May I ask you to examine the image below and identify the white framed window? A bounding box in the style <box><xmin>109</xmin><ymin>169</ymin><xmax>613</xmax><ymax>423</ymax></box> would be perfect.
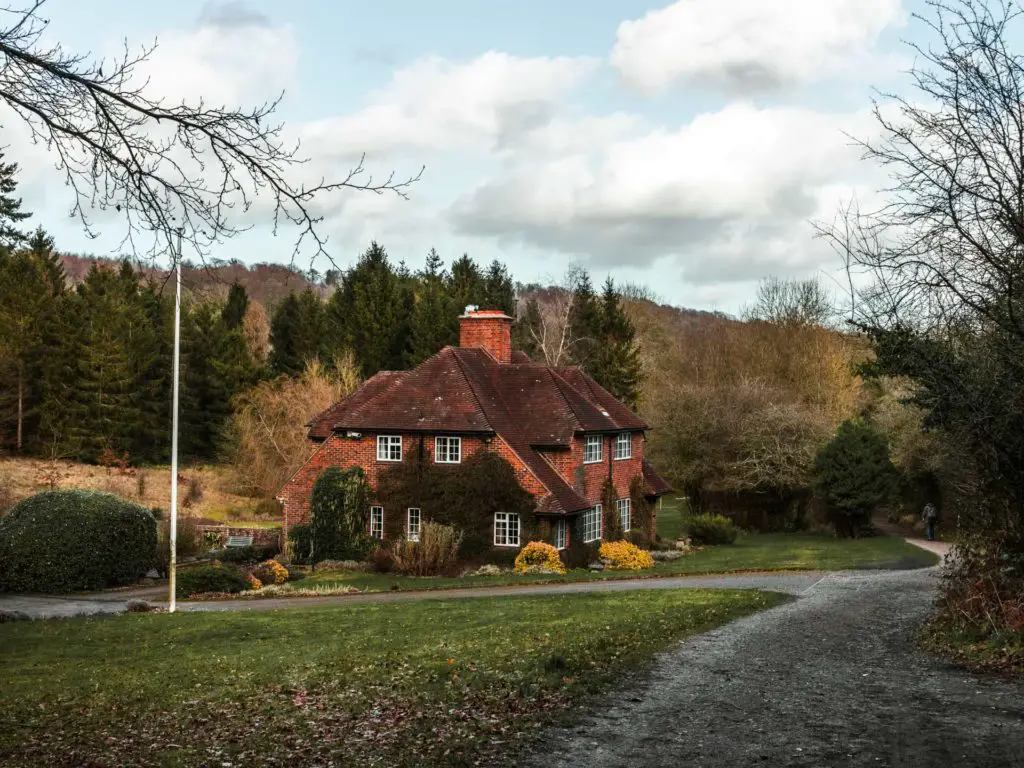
<box><xmin>584</xmin><ymin>435</ymin><xmax>603</xmax><ymax>464</ymax></box>
<box><xmin>435</xmin><ymin>436</ymin><xmax>462</xmax><ymax>464</ymax></box>
<box><xmin>377</xmin><ymin>435</ymin><xmax>402</xmax><ymax>462</ymax></box>
<box><xmin>494</xmin><ymin>512</ymin><xmax>520</xmax><ymax>547</ymax></box>
<box><xmin>370</xmin><ymin>506</ymin><xmax>384</xmax><ymax>539</ymax></box>
<box><xmin>615</xmin><ymin>433</ymin><xmax>632</xmax><ymax>460</ymax></box>
<box><xmin>554</xmin><ymin>519</ymin><xmax>568</xmax><ymax>550</ymax></box>
<box><xmin>407</xmin><ymin>508</ymin><xmax>421</xmax><ymax>542</ymax></box>
<box><xmin>583</xmin><ymin>504</ymin><xmax>603</xmax><ymax>543</ymax></box>
<box><xmin>617</xmin><ymin>498</ymin><xmax>632</xmax><ymax>532</ymax></box>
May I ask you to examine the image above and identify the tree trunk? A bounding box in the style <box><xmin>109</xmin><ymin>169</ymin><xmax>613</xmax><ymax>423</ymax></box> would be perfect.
<box><xmin>16</xmin><ymin>362</ymin><xmax>23</xmax><ymax>452</ymax></box>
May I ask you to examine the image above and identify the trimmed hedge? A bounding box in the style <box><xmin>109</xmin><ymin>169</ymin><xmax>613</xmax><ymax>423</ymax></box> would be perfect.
<box><xmin>219</xmin><ymin>544</ymin><xmax>280</xmax><ymax>564</ymax></box>
<box><xmin>176</xmin><ymin>564</ymin><xmax>249</xmax><ymax>597</ymax></box>
<box><xmin>0</xmin><ymin>490</ymin><xmax>158</xmax><ymax>593</ymax></box>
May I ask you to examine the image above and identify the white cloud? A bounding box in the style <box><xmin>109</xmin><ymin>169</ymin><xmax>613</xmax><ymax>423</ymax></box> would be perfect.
<box><xmin>611</xmin><ymin>0</ymin><xmax>905</xmax><ymax>95</ymax></box>
<box><xmin>449</xmin><ymin>103</ymin><xmax>881</xmax><ymax>283</ymax></box>
<box><xmin>138</xmin><ymin>13</ymin><xmax>297</xmax><ymax>106</ymax></box>
<box><xmin>302</xmin><ymin>52</ymin><xmax>599</xmax><ymax>160</ymax></box>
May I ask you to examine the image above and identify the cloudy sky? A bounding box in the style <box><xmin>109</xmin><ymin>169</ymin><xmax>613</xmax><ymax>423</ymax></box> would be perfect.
<box><xmin>8</xmin><ymin>0</ymin><xmax>929</xmax><ymax>312</ymax></box>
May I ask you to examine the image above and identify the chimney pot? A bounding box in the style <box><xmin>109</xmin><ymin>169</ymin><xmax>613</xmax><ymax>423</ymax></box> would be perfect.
<box><xmin>458</xmin><ymin>307</ymin><xmax>513</xmax><ymax>364</ymax></box>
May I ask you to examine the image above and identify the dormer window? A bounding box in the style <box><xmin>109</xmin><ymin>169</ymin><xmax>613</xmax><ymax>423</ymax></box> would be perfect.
<box><xmin>584</xmin><ymin>435</ymin><xmax>603</xmax><ymax>463</ymax></box>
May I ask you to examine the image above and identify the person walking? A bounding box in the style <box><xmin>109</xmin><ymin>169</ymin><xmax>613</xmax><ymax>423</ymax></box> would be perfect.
<box><xmin>922</xmin><ymin>502</ymin><xmax>938</xmax><ymax>541</ymax></box>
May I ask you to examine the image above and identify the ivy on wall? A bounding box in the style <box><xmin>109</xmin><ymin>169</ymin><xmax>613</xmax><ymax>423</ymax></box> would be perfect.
<box><xmin>309</xmin><ymin>466</ymin><xmax>372</xmax><ymax>562</ymax></box>
<box><xmin>376</xmin><ymin>444</ymin><xmax>536</xmax><ymax>557</ymax></box>
<box><xmin>602</xmin><ymin>477</ymin><xmax>623</xmax><ymax>542</ymax></box>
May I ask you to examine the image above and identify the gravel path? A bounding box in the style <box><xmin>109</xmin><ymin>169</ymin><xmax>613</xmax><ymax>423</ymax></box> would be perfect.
<box><xmin>525</xmin><ymin>567</ymin><xmax>1024</xmax><ymax>768</ymax></box>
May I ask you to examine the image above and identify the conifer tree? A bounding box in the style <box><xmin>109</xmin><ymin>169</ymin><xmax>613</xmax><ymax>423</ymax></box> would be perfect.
<box><xmin>0</xmin><ymin>249</ymin><xmax>50</xmax><ymax>450</ymax></box>
<box><xmin>63</xmin><ymin>264</ymin><xmax>145</xmax><ymax>459</ymax></box>
<box><xmin>512</xmin><ymin>296</ymin><xmax>543</xmax><ymax>360</ymax></box>
<box><xmin>0</xmin><ymin>152</ymin><xmax>31</xmax><ymax>248</ymax></box>
<box><xmin>181</xmin><ymin>302</ymin><xmax>256</xmax><ymax>459</ymax></box>
<box><xmin>567</xmin><ymin>269</ymin><xmax>601</xmax><ymax>370</ymax></box>
<box><xmin>222</xmin><ymin>282</ymin><xmax>249</xmax><ymax>329</ymax></box>
<box><xmin>590</xmin><ymin>277</ymin><xmax>644</xmax><ymax>407</ymax></box>
<box><xmin>406</xmin><ymin>249</ymin><xmax>457</xmax><ymax>366</ymax></box>
<box><xmin>37</xmin><ymin>286</ymin><xmax>85</xmax><ymax>456</ymax></box>
<box><xmin>132</xmin><ymin>285</ymin><xmax>173</xmax><ymax>462</ymax></box>
<box><xmin>449</xmin><ymin>254</ymin><xmax>485</xmax><ymax>312</ymax></box>
<box><xmin>25</xmin><ymin>227</ymin><xmax>65</xmax><ymax>295</ymax></box>
<box><xmin>482</xmin><ymin>260</ymin><xmax>516</xmax><ymax>315</ymax></box>
<box><xmin>327</xmin><ymin>242</ymin><xmax>410</xmax><ymax>375</ymax></box>
<box><xmin>269</xmin><ymin>288</ymin><xmax>328</xmax><ymax>376</ymax></box>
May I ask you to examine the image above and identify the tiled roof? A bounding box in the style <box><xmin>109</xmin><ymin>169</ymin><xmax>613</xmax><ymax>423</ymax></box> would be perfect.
<box><xmin>311</xmin><ymin>345</ymin><xmax>653</xmax><ymax>514</ymax></box>
<box><xmin>307</xmin><ymin>371</ymin><xmax>409</xmax><ymax>441</ymax></box>
<box><xmin>450</xmin><ymin>349</ymin><xmax>590</xmax><ymax>514</ymax></box>
<box><xmin>554</xmin><ymin>367</ymin><xmax>649</xmax><ymax>431</ymax></box>
<box><xmin>642</xmin><ymin>460</ymin><xmax>673</xmax><ymax>496</ymax></box>
<box><xmin>335</xmin><ymin>348</ymin><xmax>494</xmax><ymax>434</ymax></box>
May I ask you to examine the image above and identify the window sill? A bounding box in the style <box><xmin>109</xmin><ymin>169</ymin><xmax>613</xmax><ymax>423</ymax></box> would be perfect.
<box><xmin>583</xmin><ymin>459</ymin><xmax>602</xmax><ymax>465</ymax></box>
<box><xmin>613</xmin><ymin>455</ymin><xmax>632</xmax><ymax>461</ymax></box>
<box><xmin>493</xmin><ymin>542</ymin><xmax>520</xmax><ymax>548</ymax></box>
<box><xmin>377</xmin><ymin>458</ymin><xmax>403</xmax><ymax>463</ymax></box>
<box><xmin>435</xmin><ymin>460</ymin><xmax>462</xmax><ymax>465</ymax></box>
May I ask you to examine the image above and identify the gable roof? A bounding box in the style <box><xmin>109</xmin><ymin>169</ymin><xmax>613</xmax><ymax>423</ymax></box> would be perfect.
<box><xmin>554</xmin><ymin>367</ymin><xmax>648</xmax><ymax>432</ymax></box>
<box><xmin>332</xmin><ymin>348</ymin><xmax>494</xmax><ymax>435</ymax></box>
<box><xmin>308</xmin><ymin>345</ymin><xmax>651</xmax><ymax>514</ymax></box>
<box><xmin>642</xmin><ymin>460</ymin><xmax>673</xmax><ymax>497</ymax></box>
<box><xmin>307</xmin><ymin>370</ymin><xmax>409</xmax><ymax>441</ymax></box>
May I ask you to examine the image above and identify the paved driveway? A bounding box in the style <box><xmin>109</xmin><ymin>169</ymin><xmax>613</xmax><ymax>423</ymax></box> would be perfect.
<box><xmin>525</xmin><ymin>566</ymin><xmax>1023</xmax><ymax>768</ymax></box>
<box><xmin>0</xmin><ymin>572</ymin><xmax>826</xmax><ymax>618</ymax></box>
<box><xmin>0</xmin><ymin>535</ymin><xmax>950</xmax><ymax>618</ymax></box>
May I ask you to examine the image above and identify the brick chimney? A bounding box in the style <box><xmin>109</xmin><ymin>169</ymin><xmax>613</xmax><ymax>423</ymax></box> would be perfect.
<box><xmin>459</xmin><ymin>306</ymin><xmax>513</xmax><ymax>364</ymax></box>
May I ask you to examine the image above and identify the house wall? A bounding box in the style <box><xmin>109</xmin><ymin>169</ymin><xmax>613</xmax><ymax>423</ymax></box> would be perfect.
<box><xmin>279</xmin><ymin>432</ymin><xmax>544</xmax><ymax>529</ymax></box>
<box><xmin>544</xmin><ymin>432</ymin><xmax>645</xmax><ymax>505</ymax></box>
<box><xmin>279</xmin><ymin>430</ymin><xmax>650</xmax><ymax>543</ymax></box>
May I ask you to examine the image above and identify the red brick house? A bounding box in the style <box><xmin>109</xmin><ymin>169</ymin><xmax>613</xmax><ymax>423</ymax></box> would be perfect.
<box><xmin>278</xmin><ymin>307</ymin><xmax>672</xmax><ymax>553</ymax></box>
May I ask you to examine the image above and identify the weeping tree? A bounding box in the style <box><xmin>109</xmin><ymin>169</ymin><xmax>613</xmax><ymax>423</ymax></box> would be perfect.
<box><xmin>0</xmin><ymin>1</ymin><xmax>421</xmax><ymax>266</ymax></box>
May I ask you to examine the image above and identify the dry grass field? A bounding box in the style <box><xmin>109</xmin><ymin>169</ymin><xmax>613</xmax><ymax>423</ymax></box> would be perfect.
<box><xmin>0</xmin><ymin>457</ymin><xmax>279</xmax><ymax>528</ymax></box>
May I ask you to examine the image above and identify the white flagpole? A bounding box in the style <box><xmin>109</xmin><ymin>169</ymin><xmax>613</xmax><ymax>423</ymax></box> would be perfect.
<box><xmin>169</xmin><ymin>229</ymin><xmax>182</xmax><ymax>613</ymax></box>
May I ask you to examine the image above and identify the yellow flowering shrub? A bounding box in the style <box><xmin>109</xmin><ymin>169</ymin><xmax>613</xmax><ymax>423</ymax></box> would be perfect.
<box><xmin>246</xmin><ymin>574</ymin><xmax>263</xmax><ymax>590</ymax></box>
<box><xmin>599</xmin><ymin>540</ymin><xmax>654</xmax><ymax>570</ymax></box>
<box><xmin>253</xmin><ymin>559</ymin><xmax>289</xmax><ymax>585</ymax></box>
<box><xmin>513</xmin><ymin>541</ymin><xmax>566</xmax><ymax>574</ymax></box>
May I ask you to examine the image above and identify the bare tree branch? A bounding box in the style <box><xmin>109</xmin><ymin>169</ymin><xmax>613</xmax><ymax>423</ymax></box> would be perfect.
<box><xmin>0</xmin><ymin>1</ymin><xmax>423</xmax><ymax>267</ymax></box>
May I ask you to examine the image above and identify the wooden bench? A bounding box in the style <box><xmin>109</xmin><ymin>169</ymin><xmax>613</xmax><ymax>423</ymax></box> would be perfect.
<box><xmin>226</xmin><ymin>535</ymin><xmax>254</xmax><ymax>549</ymax></box>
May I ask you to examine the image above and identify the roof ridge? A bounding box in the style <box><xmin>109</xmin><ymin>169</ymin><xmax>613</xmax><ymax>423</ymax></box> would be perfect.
<box><xmin>449</xmin><ymin>348</ymin><xmax>497</xmax><ymax>433</ymax></box>
<box><xmin>452</xmin><ymin>349</ymin><xmax>589</xmax><ymax>510</ymax></box>
<box><xmin>544</xmin><ymin>367</ymin><xmax>587</xmax><ymax>431</ymax></box>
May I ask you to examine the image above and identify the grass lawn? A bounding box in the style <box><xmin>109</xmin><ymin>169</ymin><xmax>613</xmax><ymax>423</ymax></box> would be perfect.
<box><xmin>655</xmin><ymin>493</ymin><xmax>690</xmax><ymax>540</ymax></box>
<box><xmin>0</xmin><ymin>589</ymin><xmax>785</xmax><ymax>767</ymax></box>
<box><xmin>282</xmin><ymin>531</ymin><xmax>939</xmax><ymax>596</ymax></box>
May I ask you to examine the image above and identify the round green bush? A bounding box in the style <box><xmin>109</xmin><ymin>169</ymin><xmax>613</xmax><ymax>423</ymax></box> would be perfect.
<box><xmin>684</xmin><ymin>514</ymin><xmax>739</xmax><ymax>546</ymax></box>
<box><xmin>0</xmin><ymin>490</ymin><xmax>158</xmax><ymax>593</ymax></box>
<box><xmin>175</xmin><ymin>564</ymin><xmax>249</xmax><ymax>598</ymax></box>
